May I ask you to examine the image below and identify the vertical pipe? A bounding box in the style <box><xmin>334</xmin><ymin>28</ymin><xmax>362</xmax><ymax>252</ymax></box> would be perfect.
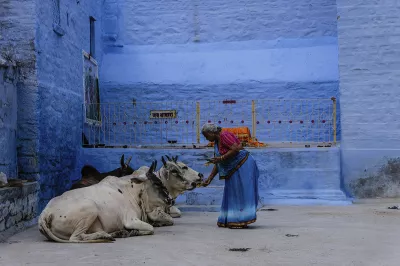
<box><xmin>331</xmin><ymin>97</ymin><xmax>337</xmax><ymax>145</ymax></box>
<box><xmin>252</xmin><ymin>100</ymin><xmax>256</xmax><ymax>141</ymax></box>
<box><xmin>196</xmin><ymin>102</ymin><xmax>200</xmax><ymax>144</ymax></box>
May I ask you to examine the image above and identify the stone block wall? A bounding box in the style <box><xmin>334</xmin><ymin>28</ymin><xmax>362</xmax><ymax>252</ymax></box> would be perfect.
<box><xmin>0</xmin><ymin>182</ymin><xmax>39</xmax><ymax>242</ymax></box>
<box><xmin>336</xmin><ymin>0</ymin><xmax>400</xmax><ymax>197</ymax></box>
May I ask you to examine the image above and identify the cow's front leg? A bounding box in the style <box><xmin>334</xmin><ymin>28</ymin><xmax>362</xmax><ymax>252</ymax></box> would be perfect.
<box><xmin>169</xmin><ymin>206</ymin><xmax>182</xmax><ymax>218</ymax></box>
<box><xmin>110</xmin><ymin>229</ymin><xmax>139</xmax><ymax>238</ymax></box>
<box><xmin>123</xmin><ymin>212</ymin><xmax>154</xmax><ymax>236</ymax></box>
<box><xmin>148</xmin><ymin>207</ymin><xmax>174</xmax><ymax>227</ymax></box>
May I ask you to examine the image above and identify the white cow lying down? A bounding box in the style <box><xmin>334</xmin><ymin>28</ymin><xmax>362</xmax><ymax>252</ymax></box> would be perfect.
<box><xmin>38</xmin><ymin>161</ymin><xmax>173</xmax><ymax>243</ymax></box>
<box><xmin>132</xmin><ymin>155</ymin><xmax>203</xmax><ymax>220</ymax></box>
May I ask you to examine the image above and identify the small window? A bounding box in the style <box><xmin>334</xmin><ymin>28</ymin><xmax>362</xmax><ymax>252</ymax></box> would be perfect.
<box><xmin>90</xmin><ymin>16</ymin><xmax>96</xmax><ymax>58</ymax></box>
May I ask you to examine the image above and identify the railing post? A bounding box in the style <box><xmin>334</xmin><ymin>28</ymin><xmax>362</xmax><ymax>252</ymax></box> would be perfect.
<box><xmin>331</xmin><ymin>97</ymin><xmax>337</xmax><ymax>145</ymax></box>
<box><xmin>196</xmin><ymin>102</ymin><xmax>200</xmax><ymax>144</ymax></box>
<box><xmin>251</xmin><ymin>100</ymin><xmax>256</xmax><ymax>141</ymax></box>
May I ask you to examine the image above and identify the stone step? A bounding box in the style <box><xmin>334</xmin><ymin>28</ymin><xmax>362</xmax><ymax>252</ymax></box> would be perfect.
<box><xmin>177</xmin><ymin>197</ymin><xmax>352</xmax><ymax>213</ymax></box>
<box><xmin>176</xmin><ymin>187</ymin><xmax>348</xmax><ymax>206</ymax></box>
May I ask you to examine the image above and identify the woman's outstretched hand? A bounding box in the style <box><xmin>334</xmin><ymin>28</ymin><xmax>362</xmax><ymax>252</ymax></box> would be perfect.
<box><xmin>200</xmin><ymin>177</ymin><xmax>212</xmax><ymax>187</ymax></box>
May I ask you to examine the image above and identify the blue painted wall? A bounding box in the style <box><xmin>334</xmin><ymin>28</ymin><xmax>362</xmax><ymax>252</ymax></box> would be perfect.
<box><xmin>33</xmin><ymin>0</ymin><xmax>104</xmax><ymax>211</ymax></box>
<box><xmin>0</xmin><ymin>0</ymin><xmax>37</xmax><ymax>180</ymax></box>
<box><xmin>99</xmin><ymin>0</ymin><xmax>340</xmax><ymax>145</ymax></box>
<box><xmin>337</xmin><ymin>1</ymin><xmax>400</xmax><ymax>197</ymax></box>
<box><xmin>78</xmin><ymin>147</ymin><xmax>348</xmax><ymax>206</ymax></box>
<box><xmin>0</xmin><ymin>66</ymin><xmax>18</xmax><ymax>179</ymax></box>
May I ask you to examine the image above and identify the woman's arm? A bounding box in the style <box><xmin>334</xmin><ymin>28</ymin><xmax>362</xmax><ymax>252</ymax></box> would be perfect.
<box><xmin>202</xmin><ymin>165</ymin><xmax>218</xmax><ymax>186</ymax></box>
<box><xmin>219</xmin><ymin>142</ymin><xmax>242</xmax><ymax>161</ymax></box>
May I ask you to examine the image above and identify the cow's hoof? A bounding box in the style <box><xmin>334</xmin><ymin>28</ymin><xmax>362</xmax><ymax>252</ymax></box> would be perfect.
<box><xmin>169</xmin><ymin>206</ymin><xmax>182</xmax><ymax>218</ymax></box>
<box><xmin>151</xmin><ymin>223</ymin><xmax>162</xmax><ymax>227</ymax></box>
<box><xmin>170</xmin><ymin>213</ymin><xmax>181</xmax><ymax>218</ymax></box>
<box><xmin>102</xmin><ymin>235</ymin><xmax>115</xmax><ymax>241</ymax></box>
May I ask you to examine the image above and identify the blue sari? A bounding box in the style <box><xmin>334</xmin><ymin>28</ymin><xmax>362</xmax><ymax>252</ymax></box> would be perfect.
<box><xmin>214</xmin><ymin>140</ymin><xmax>260</xmax><ymax>228</ymax></box>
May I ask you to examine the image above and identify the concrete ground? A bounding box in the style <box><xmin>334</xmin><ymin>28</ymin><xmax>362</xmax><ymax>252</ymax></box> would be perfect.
<box><xmin>1</xmin><ymin>201</ymin><xmax>400</xmax><ymax>266</ymax></box>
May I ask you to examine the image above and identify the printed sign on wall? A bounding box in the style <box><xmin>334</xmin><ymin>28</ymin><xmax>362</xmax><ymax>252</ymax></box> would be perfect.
<box><xmin>150</xmin><ymin>110</ymin><xmax>177</xmax><ymax>119</ymax></box>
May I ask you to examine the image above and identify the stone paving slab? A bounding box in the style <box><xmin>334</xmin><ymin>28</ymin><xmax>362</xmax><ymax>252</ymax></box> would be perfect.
<box><xmin>1</xmin><ymin>202</ymin><xmax>400</xmax><ymax>266</ymax></box>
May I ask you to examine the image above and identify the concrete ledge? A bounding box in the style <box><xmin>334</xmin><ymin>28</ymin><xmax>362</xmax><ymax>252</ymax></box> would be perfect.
<box><xmin>0</xmin><ymin>182</ymin><xmax>39</xmax><ymax>242</ymax></box>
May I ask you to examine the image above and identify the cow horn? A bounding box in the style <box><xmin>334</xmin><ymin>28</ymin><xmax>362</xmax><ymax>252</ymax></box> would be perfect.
<box><xmin>149</xmin><ymin>160</ymin><xmax>157</xmax><ymax>172</ymax></box>
<box><xmin>161</xmin><ymin>156</ymin><xmax>167</xmax><ymax>167</ymax></box>
<box><xmin>154</xmin><ymin>160</ymin><xmax>157</xmax><ymax>171</ymax></box>
<box><xmin>173</xmin><ymin>156</ymin><xmax>178</xmax><ymax>163</ymax></box>
<box><xmin>126</xmin><ymin>156</ymin><xmax>132</xmax><ymax>166</ymax></box>
<box><xmin>120</xmin><ymin>154</ymin><xmax>125</xmax><ymax>167</ymax></box>
<box><xmin>165</xmin><ymin>155</ymin><xmax>172</xmax><ymax>161</ymax></box>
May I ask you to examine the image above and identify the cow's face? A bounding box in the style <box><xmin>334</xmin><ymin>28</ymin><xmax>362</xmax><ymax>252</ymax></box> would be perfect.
<box><xmin>161</xmin><ymin>156</ymin><xmax>203</xmax><ymax>192</ymax></box>
<box><xmin>145</xmin><ymin>161</ymin><xmax>173</xmax><ymax>208</ymax></box>
<box><xmin>120</xmin><ymin>154</ymin><xmax>135</xmax><ymax>176</ymax></box>
<box><xmin>176</xmin><ymin>161</ymin><xmax>203</xmax><ymax>189</ymax></box>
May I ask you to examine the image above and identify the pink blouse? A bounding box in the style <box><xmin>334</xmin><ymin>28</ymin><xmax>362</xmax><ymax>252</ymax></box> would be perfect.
<box><xmin>218</xmin><ymin>131</ymin><xmax>240</xmax><ymax>155</ymax></box>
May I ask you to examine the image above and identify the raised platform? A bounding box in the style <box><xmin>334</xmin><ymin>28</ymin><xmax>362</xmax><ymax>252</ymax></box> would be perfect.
<box><xmin>0</xmin><ymin>182</ymin><xmax>39</xmax><ymax>242</ymax></box>
<box><xmin>79</xmin><ymin>146</ymin><xmax>349</xmax><ymax>210</ymax></box>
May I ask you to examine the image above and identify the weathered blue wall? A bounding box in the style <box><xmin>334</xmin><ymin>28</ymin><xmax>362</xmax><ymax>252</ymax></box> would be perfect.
<box><xmin>34</xmin><ymin>0</ymin><xmax>104</xmax><ymax>211</ymax></box>
<box><xmin>0</xmin><ymin>0</ymin><xmax>37</xmax><ymax>181</ymax></box>
<box><xmin>337</xmin><ymin>1</ymin><xmax>400</xmax><ymax>197</ymax></box>
<box><xmin>0</xmin><ymin>65</ymin><xmax>18</xmax><ymax>178</ymax></box>
<box><xmin>99</xmin><ymin>0</ymin><xmax>340</xmax><ymax>144</ymax></box>
<box><xmin>78</xmin><ymin>147</ymin><xmax>348</xmax><ymax>207</ymax></box>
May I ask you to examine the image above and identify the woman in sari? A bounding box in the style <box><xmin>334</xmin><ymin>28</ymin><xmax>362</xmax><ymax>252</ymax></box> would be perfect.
<box><xmin>201</xmin><ymin>123</ymin><xmax>259</xmax><ymax>229</ymax></box>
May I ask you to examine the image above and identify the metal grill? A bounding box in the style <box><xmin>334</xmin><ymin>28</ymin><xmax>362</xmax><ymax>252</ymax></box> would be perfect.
<box><xmin>82</xmin><ymin>98</ymin><xmax>337</xmax><ymax>148</ymax></box>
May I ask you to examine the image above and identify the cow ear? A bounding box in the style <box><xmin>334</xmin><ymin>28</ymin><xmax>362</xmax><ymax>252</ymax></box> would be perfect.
<box><xmin>165</xmin><ymin>155</ymin><xmax>172</xmax><ymax>161</ymax></box>
<box><xmin>126</xmin><ymin>156</ymin><xmax>132</xmax><ymax>166</ymax></box>
<box><xmin>161</xmin><ymin>156</ymin><xmax>167</xmax><ymax>167</ymax></box>
<box><xmin>149</xmin><ymin>160</ymin><xmax>156</xmax><ymax>173</ymax></box>
<box><xmin>173</xmin><ymin>156</ymin><xmax>178</xmax><ymax>163</ymax></box>
<box><xmin>120</xmin><ymin>154</ymin><xmax>125</xmax><ymax>168</ymax></box>
<box><xmin>154</xmin><ymin>160</ymin><xmax>157</xmax><ymax>171</ymax></box>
